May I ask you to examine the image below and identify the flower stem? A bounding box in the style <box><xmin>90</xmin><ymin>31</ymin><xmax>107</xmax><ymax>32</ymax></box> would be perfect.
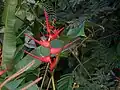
<box><xmin>0</xmin><ymin>60</ymin><xmax>35</xmax><ymax>89</ymax></box>
<box><xmin>40</xmin><ymin>63</ymin><xmax>49</xmax><ymax>90</ymax></box>
<box><xmin>46</xmin><ymin>78</ymin><xmax>51</xmax><ymax>90</ymax></box>
<box><xmin>21</xmin><ymin>77</ymin><xmax>42</xmax><ymax>90</ymax></box>
<box><xmin>51</xmin><ymin>72</ymin><xmax>56</xmax><ymax>90</ymax></box>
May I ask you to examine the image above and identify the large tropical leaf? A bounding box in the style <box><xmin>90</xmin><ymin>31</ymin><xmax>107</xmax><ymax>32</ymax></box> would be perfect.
<box><xmin>2</xmin><ymin>0</ymin><xmax>18</xmax><ymax>69</ymax></box>
<box><xmin>17</xmin><ymin>80</ymin><xmax>39</xmax><ymax>90</ymax></box>
<box><xmin>15</xmin><ymin>46</ymin><xmax>49</xmax><ymax>71</ymax></box>
<box><xmin>5</xmin><ymin>78</ymin><xmax>24</xmax><ymax>90</ymax></box>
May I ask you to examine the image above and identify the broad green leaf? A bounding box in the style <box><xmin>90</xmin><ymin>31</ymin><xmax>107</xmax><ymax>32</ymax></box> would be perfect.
<box><xmin>67</xmin><ymin>22</ymin><xmax>86</xmax><ymax>38</ymax></box>
<box><xmin>5</xmin><ymin>78</ymin><xmax>24</xmax><ymax>90</ymax></box>
<box><xmin>38</xmin><ymin>46</ymin><xmax>50</xmax><ymax>56</ymax></box>
<box><xmin>59</xmin><ymin>35</ymin><xmax>73</xmax><ymax>45</ymax></box>
<box><xmin>15</xmin><ymin>46</ymin><xmax>49</xmax><ymax>71</ymax></box>
<box><xmin>14</xmin><ymin>49</ymin><xmax>24</xmax><ymax>63</ymax></box>
<box><xmin>2</xmin><ymin>0</ymin><xmax>18</xmax><ymax>69</ymax></box>
<box><xmin>17</xmin><ymin>81</ymin><xmax>39</xmax><ymax>90</ymax></box>
<box><xmin>0</xmin><ymin>78</ymin><xmax>5</xmax><ymax>83</ymax></box>
<box><xmin>15</xmin><ymin>8</ymin><xmax>26</xmax><ymax>32</ymax></box>
<box><xmin>1</xmin><ymin>87</ymin><xmax>8</xmax><ymax>90</ymax></box>
<box><xmin>51</xmin><ymin>39</ymin><xmax>64</xmax><ymax>48</ymax></box>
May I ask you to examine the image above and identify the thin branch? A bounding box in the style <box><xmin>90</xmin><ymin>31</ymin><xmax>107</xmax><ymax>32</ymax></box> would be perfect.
<box><xmin>46</xmin><ymin>78</ymin><xmax>51</xmax><ymax>90</ymax></box>
<box><xmin>97</xmin><ymin>30</ymin><xmax>120</xmax><ymax>40</ymax></box>
<box><xmin>72</xmin><ymin>64</ymin><xmax>80</xmax><ymax>74</ymax></box>
<box><xmin>76</xmin><ymin>36</ymin><xmax>90</xmax><ymax>49</ymax></box>
<box><xmin>0</xmin><ymin>60</ymin><xmax>35</xmax><ymax>89</ymax></box>
<box><xmin>51</xmin><ymin>73</ymin><xmax>55</xmax><ymax>90</ymax></box>
<box><xmin>70</xmin><ymin>49</ymin><xmax>92</xmax><ymax>80</ymax></box>
<box><xmin>72</xmin><ymin>57</ymin><xmax>94</xmax><ymax>74</ymax></box>
<box><xmin>40</xmin><ymin>63</ymin><xmax>49</xmax><ymax>90</ymax></box>
<box><xmin>21</xmin><ymin>77</ymin><xmax>42</xmax><ymax>90</ymax></box>
<box><xmin>63</xmin><ymin>37</ymin><xmax>81</xmax><ymax>49</ymax></box>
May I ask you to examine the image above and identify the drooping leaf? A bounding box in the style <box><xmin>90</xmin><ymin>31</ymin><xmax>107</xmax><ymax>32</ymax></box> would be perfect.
<box><xmin>2</xmin><ymin>0</ymin><xmax>18</xmax><ymax>69</ymax></box>
<box><xmin>17</xmin><ymin>81</ymin><xmax>39</xmax><ymax>90</ymax></box>
<box><xmin>67</xmin><ymin>21</ymin><xmax>86</xmax><ymax>38</ymax></box>
<box><xmin>15</xmin><ymin>46</ymin><xmax>50</xmax><ymax>71</ymax></box>
<box><xmin>5</xmin><ymin>78</ymin><xmax>24</xmax><ymax>90</ymax></box>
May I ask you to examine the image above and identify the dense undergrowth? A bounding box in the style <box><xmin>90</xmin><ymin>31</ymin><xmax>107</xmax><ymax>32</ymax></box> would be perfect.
<box><xmin>0</xmin><ymin>0</ymin><xmax>120</xmax><ymax>90</ymax></box>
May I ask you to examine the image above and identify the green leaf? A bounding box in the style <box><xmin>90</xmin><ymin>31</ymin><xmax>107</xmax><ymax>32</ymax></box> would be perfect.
<box><xmin>17</xmin><ymin>81</ymin><xmax>39</xmax><ymax>90</ymax></box>
<box><xmin>57</xmin><ymin>74</ymin><xmax>73</xmax><ymax>90</ymax></box>
<box><xmin>14</xmin><ymin>49</ymin><xmax>24</xmax><ymax>63</ymax></box>
<box><xmin>59</xmin><ymin>35</ymin><xmax>73</xmax><ymax>44</ymax></box>
<box><xmin>60</xmin><ymin>51</ymin><xmax>69</xmax><ymax>57</ymax></box>
<box><xmin>51</xmin><ymin>39</ymin><xmax>64</xmax><ymax>48</ymax></box>
<box><xmin>38</xmin><ymin>46</ymin><xmax>50</xmax><ymax>56</ymax></box>
<box><xmin>5</xmin><ymin>78</ymin><xmax>24</xmax><ymax>90</ymax></box>
<box><xmin>15</xmin><ymin>8</ymin><xmax>26</xmax><ymax>32</ymax></box>
<box><xmin>67</xmin><ymin>22</ymin><xmax>86</xmax><ymax>38</ymax></box>
<box><xmin>15</xmin><ymin>46</ymin><xmax>49</xmax><ymax>71</ymax></box>
<box><xmin>2</xmin><ymin>0</ymin><xmax>18</xmax><ymax>69</ymax></box>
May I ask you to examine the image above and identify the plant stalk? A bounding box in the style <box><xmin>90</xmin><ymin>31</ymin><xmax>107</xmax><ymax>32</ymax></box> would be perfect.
<box><xmin>40</xmin><ymin>63</ymin><xmax>49</xmax><ymax>90</ymax></box>
<box><xmin>51</xmin><ymin>72</ymin><xmax>55</xmax><ymax>90</ymax></box>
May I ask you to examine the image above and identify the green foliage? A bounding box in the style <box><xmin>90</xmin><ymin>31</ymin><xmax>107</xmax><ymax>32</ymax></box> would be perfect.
<box><xmin>0</xmin><ymin>0</ymin><xmax>120</xmax><ymax>89</ymax></box>
<box><xmin>17</xmin><ymin>81</ymin><xmax>39</xmax><ymax>90</ymax></box>
<box><xmin>51</xmin><ymin>39</ymin><xmax>64</xmax><ymax>48</ymax></box>
<box><xmin>67</xmin><ymin>21</ymin><xmax>86</xmax><ymax>37</ymax></box>
<box><xmin>0</xmin><ymin>0</ymin><xmax>4</xmax><ymax>26</ymax></box>
<box><xmin>15</xmin><ymin>46</ymin><xmax>45</xmax><ymax>71</ymax></box>
<box><xmin>2</xmin><ymin>0</ymin><xmax>18</xmax><ymax>69</ymax></box>
<box><xmin>57</xmin><ymin>74</ymin><xmax>73</xmax><ymax>90</ymax></box>
<box><xmin>117</xmin><ymin>42</ymin><xmax>120</xmax><ymax>56</ymax></box>
<box><xmin>5</xmin><ymin>78</ymin><xmax>24</xmax><ymax>90</ymax></box>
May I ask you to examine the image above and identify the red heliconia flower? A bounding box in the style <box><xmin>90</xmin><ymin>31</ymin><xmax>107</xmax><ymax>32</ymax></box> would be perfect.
<box><xmin>53</xmin><ymin>27</ymin><xmax>64</xmax><ymax>34</ymax></box>
<box><xmin>23</xmin><ymin>10</ymin><xmax>70</xmax><ymax>71</ymax></box>
<box><xmin>44</xmin><ymin>10</ymin><xmax>64</xmax><ymax>40</ymax></box>
<box><xmin>48</xmin><ymin>27</ymin><xmax>64</xmax><ymax>40</ymax></box>
<box><xmin>25</xmin><ymin>34</ymin><xmax>50</xmax><ymax>48</ymax></box>
<box><xmin>44</xmin><ymin>9</ymin><xmax>51</xmax><ymax>34</ymax></box>
<box><xmin>24</xmin><ymin>50</ymin><xmax>51</xmax><ymax>63</ymax></box>
<box><xmin>0</xmin><ymin>69</ymin><xmax>7</xmax><ymax>76</ymax></box>
<box><xmin>50</xmin><ymin>48</ymin><xmax>62</xmax><ymax>54</ymax></box>
<box><xmin>50</xmin><ymin>58</ymin><xmax>57</xmax><ymax>71</ymax></box>
<box><xmin>49</xmin><ymin>25</ymin><xmax>55</xmax><ymax>30</ymax></box>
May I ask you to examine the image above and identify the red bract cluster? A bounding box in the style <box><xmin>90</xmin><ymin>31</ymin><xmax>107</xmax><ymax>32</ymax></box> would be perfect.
<box><xmin>0</xmin><ymin>69</ymin><xmax>7</xmax><ymax>76</ymax></box>
<box><xmin>24</xmin><ymin>10</ymin><xmax>65</xmax><ymax>71</ymax></box>
<box><xmin>0</xmin><ymin>48</ymin><xmax>7</xmax><ymax>76</ymax></box>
